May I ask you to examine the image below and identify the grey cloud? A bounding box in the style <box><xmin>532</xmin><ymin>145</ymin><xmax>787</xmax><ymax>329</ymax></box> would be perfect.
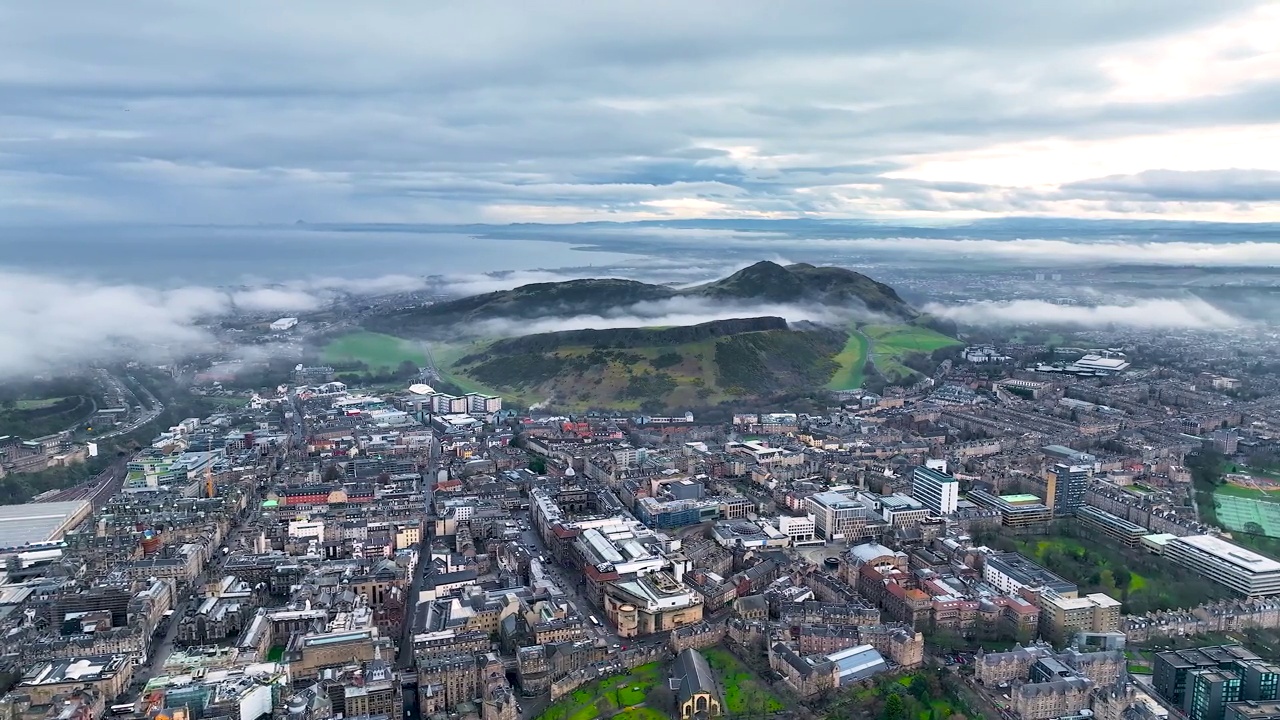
<box><xmin>0</xmin><ymin>1</ymin><xmax>1271</xmax><ymax>222</ymax></box>
<box><xmin>0</xmin><ymin>270</ymin><xmax>438</xmax><ymax>378</ymax></box>
<box><xmin>1065</xmin><ymin>169</ymin><xmax>1280</xmax><ymax>202</ymax></box>
<box><xmin>753</xmin><ymin>237</ymin><xmax>1280</xmax><ymax>266</ymax></box>
<box><xmin>924</xmin><ymin>298</ymin><xmax>1244</xmax><ymax>329</ymax></box>
<box><xmin>471</xmin><ymin>296</ymin><xmax>863</xmax><ymax>339</ymax></box>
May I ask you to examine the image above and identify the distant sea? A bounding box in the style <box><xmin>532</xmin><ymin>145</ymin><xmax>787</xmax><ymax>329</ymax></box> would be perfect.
<box><xmin>0</xmin><ymin>225</ymin><xmax>644</xmax><ymax>286</ymax></box>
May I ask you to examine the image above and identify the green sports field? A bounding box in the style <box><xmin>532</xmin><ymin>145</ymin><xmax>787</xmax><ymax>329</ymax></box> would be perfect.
<box><xmin>322</xmin><ymin>332</ymin><xmax>427</xmax><ymax>371</ymax></box>
<box><xmin>1214</xmin><ymin>484</ymin><xmax>1280</xmax><ymax>537</ymax></box>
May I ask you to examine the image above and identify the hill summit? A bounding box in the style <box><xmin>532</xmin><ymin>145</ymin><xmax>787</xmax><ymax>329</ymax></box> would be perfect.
<box><xmin>368</xmin><ymin>261</ymin><xmax>918</xmax><ymax>335</ymax></box>
<box><xmin>690</xmin><ymin>261</ymin><xmax>916</xmax><ymax>317</ymax></box>
<box><xmin>358</xmin><ymin>261</ymin><xmax>960</xmax><ymax>411</ymax></box>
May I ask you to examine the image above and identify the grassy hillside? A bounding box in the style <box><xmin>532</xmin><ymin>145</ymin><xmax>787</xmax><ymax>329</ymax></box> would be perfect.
<box><xmin>437</xmin><ymin>321</ymin><xmax>957</xmax><ymax>410</ymax></box>
<box><xmin>443</xmin><ymin>321</ymin><xmax>845</xmax><ymax>411</ymax></box>
<box><xmin>827</xmin><ymin>330</ymin><xmax>870</xmax><ymax>391</ymax></box>
<box><xmin>367</xmin><ymin>261</ymin><xmax>924</xmax><ymax>339</ymax></box>
<box><xmin>355</xmin><ymin>261</ymin><xmax>960</xmax><ymax>408</ymax></box>
<box><xmin>865</xmin><ymin>324</ymin><xmax>961</xmax><ymax>382</ymax></box>
<box><xmin>825</xmin><ymin>323</ymin><xmax>961</xmax><ymax>390</ymax></box>
<box><xmin>366</xmin><ymin>278</ymin><xmax>678</xmax><ymax>336</ymax></box>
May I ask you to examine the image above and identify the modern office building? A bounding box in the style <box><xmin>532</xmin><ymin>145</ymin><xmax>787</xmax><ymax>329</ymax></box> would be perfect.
<box><xmin>777</xmin><ymin>515</ymin><xmax>818</xmax><ymax>545</ymax></box>
<box><xmin>881</xmin><ymin>494</ymin><xmax>930</xmax><ymax>527</ymax></box>
<box><xmin>1187</xmin><ymin>669</ymin><xmax>1243</xmax><ymax>720</ymax></box>
<box><xmin>1045</xmin><ymin>463</ymin><xmax>1090</xmax><ymax>516</ymax></box>
<box><xmin>1075</xmin><ymin>506</ymin><xmax>1149</xmax><ymax>547</ymax></box>
<box><xmin>982</xmin><ymin>553</ymin><xmax>1079</xmax><ymax>597</ymax></box>
<box><xmin>1227</xmin><ymin>701</ymin><xmax>1280</xmax><ymax>720</ymax></box>
<box><xmin>1243</xmin><ymin>663</ymin><xmax>1280</xmax><ymax>705</ymax></box>
<box><xmin>805</xmin><ymin>491</ymin><xmax>869</xmax><ymax>541</ymax></box>
<box><xmin>911</xmin><ymin>466</ymin><xmax>959</xmax><ymax>515</ymax></box>
<box><xmin>1154</xmin><ymin>646</ymin><xmax>1262</xmax><ymax>706</ymax></box>
<box><xmin>968</xmin><ymin>490</ymin><xmax>1054</xmax><ymax>529</ymax></box>
<box><xmin>1163</xmin><ymin>535</ymin><xmax>1280</xmax><ymax>598</ymax></box>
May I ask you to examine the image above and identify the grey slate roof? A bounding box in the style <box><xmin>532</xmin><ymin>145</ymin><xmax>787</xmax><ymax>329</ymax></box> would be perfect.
<box><xmin>671</xmin><ymin>648</ymin><xmax>719</xmax><ymax>706</ymax></box>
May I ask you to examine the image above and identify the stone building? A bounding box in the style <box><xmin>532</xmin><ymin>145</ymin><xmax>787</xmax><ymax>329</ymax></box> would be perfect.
<box><xmin>417</xmin><ymin>653</ymin><xmax>479</xmax><ymax>715</ymax></box>
<box><xmin>671</xmin><ymin>649</ymin><xmax>723</xmax><ymax>719</ymax></box>
<box><xmin>1011</xmin><ymin>677</ymin><xmax>1093</xmax><ymax>720</ymax></box>
<box><xmin>16</xmin><ymin>655</ymin><xmax>133</xmax><ymax>706</ymax></box>
<box><xmin>670</xmin><ymin>622</ymin><xmax>727</xmax><ymax>653</ymax></box>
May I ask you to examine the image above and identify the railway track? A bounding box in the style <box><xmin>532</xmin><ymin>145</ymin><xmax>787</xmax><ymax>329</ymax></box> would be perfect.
<box><xmin>36</xmin><ymin>459</ymin><xmax>127</xmax><ymax>509</ymax></box>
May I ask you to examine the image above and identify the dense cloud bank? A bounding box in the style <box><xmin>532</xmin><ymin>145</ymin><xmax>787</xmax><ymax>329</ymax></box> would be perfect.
<box><xmin>1</xmin><ymin>2</ymin><xmax>1278</xmax><ymax>223</ymax></box>
<box><xmin>924</xmin><ymin>297</ymin><xmax>1243</xmax><ymax>329</ymax></box>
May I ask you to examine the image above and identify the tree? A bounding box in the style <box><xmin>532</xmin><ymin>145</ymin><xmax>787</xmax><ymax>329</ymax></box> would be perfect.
<box><xmin>1113</xmin><ymin>567</ymin><xmax>1132</xmax><ymax>590</ymax></box>
<box><xmin>1098</xmin><ymin>568</ymin><xmax>1117</xmax><ymax>593</ymax></box>
<box><xmin>884</xmin><ymin>692</ymin><xmax>906</xmax><ymax>720</ymax></box>
<box><xmin>322</xmin><ymin>463</ymin><xmax>342</xmax><ymax>482</ymax></box>
<box><xmin>910</xmin><ymin>675</ymin><xmax>931</xmax><ymax>702</ymax></box>
<box><xmin>528</xmin><ymin>456</ymin><xmax>547</xmax><ymax>474</ymax></box>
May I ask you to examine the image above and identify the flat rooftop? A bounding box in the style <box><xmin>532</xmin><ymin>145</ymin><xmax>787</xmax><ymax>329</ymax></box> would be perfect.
<box><xmin>0</xmin><ymin>501</ymin><xmax>89</xmax><ymax>549</ymax></box>
<box><xmin>1000</xmin><ymin>494</ymin><xmax>1042</xmax><ymax>504</ymax></box>
<box><xmin>1172</xmin><ymin>535</ymin><xmax>1280</xmax><ymax>574</ymax></box>
<box><xmin>810</xmin><ymin>491</ymin><xmax>859</xmax><ymax>509</ymax></box>
<box><xmin>22</xmin><ymin>655</ymin><xmax>128</xmax><ymax>685</ymax></box>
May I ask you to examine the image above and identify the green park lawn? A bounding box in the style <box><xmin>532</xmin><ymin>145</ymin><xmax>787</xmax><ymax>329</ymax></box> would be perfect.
<box><xmin>536</xmin><ymin>663</ymin><xmax>663</xmax><ymax>720</ymax></box>
<box><xmin>12</xmin><ymin>397</ymin><xmax>68</xmax><ymax>410</ymax></box>
<box><xmin>321</xmin><ymin>332</ymin><xmax>427</xmax><ymax>372</ymax></box>
<box><xmin>1213</xmin><ymin>485</ymin><xmax>1280</xmax><ymax>538</ymax></box>
<box><xmin>702</xmin><ymin>648</ymin><xmax>784</xmax><ymax>716</ymax></box>
<box><xmin>611</xmin><ymin>709</ymin><xmax>666</xmax><ymax>720</ymax></box>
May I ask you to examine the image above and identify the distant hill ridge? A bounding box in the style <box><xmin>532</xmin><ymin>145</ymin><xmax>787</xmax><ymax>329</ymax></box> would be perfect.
<box><xmin>368</xmin><ymin>261</ymin><xmax>919</xmax><ymax>335</ymax></box>
<box><xmin>358</xmin><ymin>261</ymin><xmax>959</xmax><ymax>410</ymax></box>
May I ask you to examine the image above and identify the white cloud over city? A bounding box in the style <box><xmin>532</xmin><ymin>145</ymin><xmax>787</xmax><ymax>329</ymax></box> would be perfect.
<box><xmin>924</xmin><ymin>298</ymin><xmax>1244</xmax><ymax>329</ymax></box>
<box><xmin>2</xmin><ymin>1</ymin><xmax>1279</xmax><ymax>224</ymax></box>
<box><xmin>0</xmin><ymin>271</ymin><xmax>432</xmax><ymax>377</ymax></box>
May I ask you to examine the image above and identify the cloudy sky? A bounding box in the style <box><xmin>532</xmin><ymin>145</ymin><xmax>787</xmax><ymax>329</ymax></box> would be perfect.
<box><xmin>3</xmin><ymin>1</ymin><xmax>1280</xmax><ymax>224</ymax></box>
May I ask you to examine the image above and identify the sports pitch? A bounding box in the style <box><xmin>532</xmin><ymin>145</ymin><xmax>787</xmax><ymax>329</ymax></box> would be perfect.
<box><xmin>1214</xmin><ymin>487</ymin><xmax>1280</xmax><ymax>537</ymax></box>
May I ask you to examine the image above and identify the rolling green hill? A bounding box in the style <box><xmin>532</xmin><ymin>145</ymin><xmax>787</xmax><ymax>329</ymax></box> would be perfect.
<box><xmin>690</xmin><ymin>261</ymin><xmax>916</xmax><ymax>319</ymax></box>
<box><xmin>443</xmin><ymin>318</ymin><xmax>845</xmax><ymax>411</ymax></box>
<box><xmin>365</xmin><ymin>260</ymin><xmax>926</xmax><ymax>337</ymax></box>
<box><xmin>357</xmin><ymin>261</ymin><xmax>959</xmax><ymax>409</ymax></box>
